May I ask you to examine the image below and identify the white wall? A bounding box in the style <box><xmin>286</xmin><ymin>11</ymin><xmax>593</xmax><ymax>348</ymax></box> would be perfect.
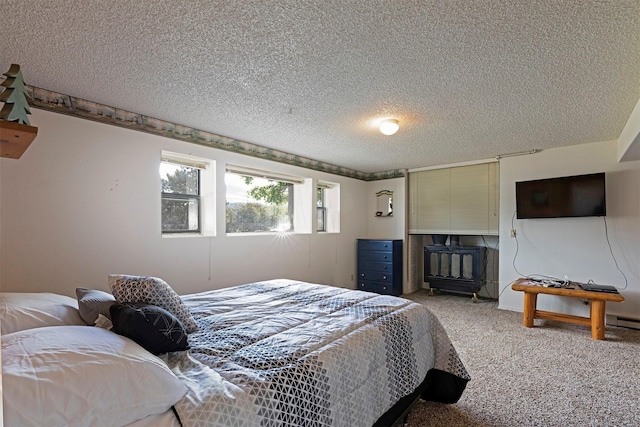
<box><xmin>0</xmin><ymin>109</ymin><xmax>369</xmax><ymax>297</ymax></box>
<box><xmin>499</xmin><ymin>140</ymin><xmax>640</xmax><ymax>319</ymax></box>
<box><xmin>366</xmin><ymin>177</ymin><xmax>406</xmax><ymax>240</ymax></box>
<box><xmin>365</xmin><ymin>177</ymin><xmax>409</xmax><ymax>292</ymax></box>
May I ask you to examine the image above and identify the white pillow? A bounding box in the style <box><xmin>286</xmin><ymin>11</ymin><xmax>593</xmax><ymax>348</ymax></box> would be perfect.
<box><xmin>2</xmin><ymin>325</ymin><xmax>187</xmax><ymax>427</ymax></box>
<box><xmin>0</xmin><ymin>292</ymin><xmax>85</xmax><ymax>334</ymax></box>
<box><xmin>109</xmin><ymin>274</ymin><xmax>198</xmax><ymax>333</ymax></box>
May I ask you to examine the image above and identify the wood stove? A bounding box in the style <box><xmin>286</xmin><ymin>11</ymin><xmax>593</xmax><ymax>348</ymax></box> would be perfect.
<box><xmin>424</xmin><ymin>245</ymin><xmax>486</xmax><ymax>295</ymax></box>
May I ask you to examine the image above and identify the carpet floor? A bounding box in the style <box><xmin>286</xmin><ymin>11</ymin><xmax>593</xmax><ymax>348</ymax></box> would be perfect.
<box><xmin>403</xmin><ymin>290</ymin><xmax>640</xmax><ymax>427</ymax></box>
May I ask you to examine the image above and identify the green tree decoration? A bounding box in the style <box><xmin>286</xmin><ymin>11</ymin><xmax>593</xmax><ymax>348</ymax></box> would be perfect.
<box><xmin>0</xmin><ymin>64</ymin><xmax>32</xmax><ymax>125</ymax></box>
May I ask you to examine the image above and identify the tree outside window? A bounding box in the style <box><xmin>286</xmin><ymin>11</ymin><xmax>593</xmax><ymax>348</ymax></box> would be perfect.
<box><xmin>225</xmin><ymin>174</ymin><xmax>293</xmax><ymax>233</ymax></box>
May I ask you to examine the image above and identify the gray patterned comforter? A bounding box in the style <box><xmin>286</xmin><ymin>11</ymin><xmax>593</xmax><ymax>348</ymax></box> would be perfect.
<box><xmin>163</xmin><ymin>279</ymin><xmax>469</xmax><ymax>427</ymax></box>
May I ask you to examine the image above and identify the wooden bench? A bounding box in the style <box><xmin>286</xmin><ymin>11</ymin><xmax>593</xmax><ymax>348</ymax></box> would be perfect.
<box><xmin>511</xmin><ymin>278</ymin><xmax>624</xmax><ymax>340</ymax></box>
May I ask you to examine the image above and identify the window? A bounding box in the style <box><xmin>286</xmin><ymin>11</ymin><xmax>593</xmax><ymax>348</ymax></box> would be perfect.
<box><xmin>318</xmin><ymin>181</ymin><xmax>340</xmax><ymax>233</ymax></box>
<box><xmin>225</xmin><ymin>165</ymin><xmax>304</xmax><ymax>233</ymax></box>
<box><xmin>160</xmin><ymin>152</ymin><xmax>213</xmax><ymax>234</ymax></box>
<box><xmin>161</xmin><ymin>162</ymin><xmax>200</xmax><ymax>233</ymax></box>
<box><xmin>317</xmin><ymin>186</ymin><xmax>326</xmax><ymax>232</ymax></box>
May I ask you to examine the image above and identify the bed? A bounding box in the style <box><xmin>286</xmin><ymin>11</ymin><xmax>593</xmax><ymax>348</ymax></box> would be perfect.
<box><xmin>1</xmin><ymin>277</ymin><xmax>469</xmax><ymax>426</ymax></box>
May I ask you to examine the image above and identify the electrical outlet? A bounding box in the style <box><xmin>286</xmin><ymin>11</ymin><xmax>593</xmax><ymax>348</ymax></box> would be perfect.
<box><xmin>510</xmin><ymin>229</ymin><xmax>517</xmax><ymax>238</ymax></box>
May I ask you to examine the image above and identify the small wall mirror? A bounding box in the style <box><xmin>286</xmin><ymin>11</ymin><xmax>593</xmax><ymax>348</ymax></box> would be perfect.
<box><xmin>375</xmin><ymin>190</ymin><xmax>393</xmax><ymax>217</ymax></box>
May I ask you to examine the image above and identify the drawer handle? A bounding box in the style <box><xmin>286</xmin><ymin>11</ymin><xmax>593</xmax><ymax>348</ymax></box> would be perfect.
<box><xmin>361</xmin><ymin>273</ymin><xmax>365</xmax><ymax>277</ymax></box>
<box><xmin>383</xmin><ymin>286</ymin><xmax>387</xmax><ymax>290</ymax></box>
<box><xmin>382</xmin><ymin>275</ymin><xmax>387</xmax><ymax>280</ymax></box>
<box><xmin>360</xmin><ymin>283</ymin><xmax>365</xmax><ymax>287</ymax></box>
<box><xmin>383</xmin><ymin>255</ymin><xmax>387</xmax><ymax>259</ymax></box>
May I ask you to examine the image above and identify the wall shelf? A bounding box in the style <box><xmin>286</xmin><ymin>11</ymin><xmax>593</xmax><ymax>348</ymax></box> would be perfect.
<box><xmin>0</xmin><ymin>121</ymin><xmax>38</xmax><ymax>159</ymax></box>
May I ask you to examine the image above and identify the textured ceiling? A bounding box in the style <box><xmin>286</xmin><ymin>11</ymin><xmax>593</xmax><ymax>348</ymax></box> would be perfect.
<box><xmin>2</xmin><ymin>0</ymin><xmax>640</xmax><ymax>173</ymax></box>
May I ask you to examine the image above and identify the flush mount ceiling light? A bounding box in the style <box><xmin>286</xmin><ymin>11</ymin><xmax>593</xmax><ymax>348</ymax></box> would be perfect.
<box><xmin>379</xmin><ymin>119</ymin><xmax>399</xmax><ymax>136</ymax></box>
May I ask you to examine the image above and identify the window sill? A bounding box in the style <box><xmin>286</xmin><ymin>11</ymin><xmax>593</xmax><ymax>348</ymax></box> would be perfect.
<box><xmin>226</xmin><ymin>231</ymin><xmax>311</xmax><ymax>237</ymax></box>
<box><xmin>161</xmin><ymin>232</ymin><xmax>215</xmax><ymax>238</ymax></box>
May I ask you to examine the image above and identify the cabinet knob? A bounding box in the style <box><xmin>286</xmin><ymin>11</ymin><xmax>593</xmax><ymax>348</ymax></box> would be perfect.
<box><xmin>382</xmin><ymin>275</ymin><xmax>387</xmax><ymax>280</ymax></box>
<box><xmin>360</xmin><ymin>283</ymin><xmax>365</xmax><ymax>287</ymax></box>
<box><xmin>383</xmin><ymin>255</ymin><xmax>387</xmax><ymax>259</ymax></box>
<box><xmin>383</xmin><ymin>286</ymin><xmax>387</xmax><ymax>290</ymax></box>
<box><xmin>361</xmin><ymin>273</ymin><xmax>365</xmax><ymax>277</ymax></box>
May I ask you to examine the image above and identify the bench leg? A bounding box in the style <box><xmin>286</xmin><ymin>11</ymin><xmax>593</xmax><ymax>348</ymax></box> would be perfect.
<box><xmin>523</xmin><ymin>292</ymin><xmax>537</xmax><ymax>327</ymax></box>
<box><xmin>591</xmin><ymin>300</ymin><xmax>606</xmax><ymax>340</ymax></box>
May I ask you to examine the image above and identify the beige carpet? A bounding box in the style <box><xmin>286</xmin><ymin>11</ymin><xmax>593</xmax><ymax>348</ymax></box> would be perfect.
<box><xmin>404</xmin><ymin>290</ymin><xmax>640</xmax><ymax>427</ymax></box>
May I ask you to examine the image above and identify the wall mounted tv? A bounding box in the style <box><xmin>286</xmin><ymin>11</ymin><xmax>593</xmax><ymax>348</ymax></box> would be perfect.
<box><xmin>516</xmin><ymin>173</ymin><xmax>606</xmax><ymax>219</ymax></box>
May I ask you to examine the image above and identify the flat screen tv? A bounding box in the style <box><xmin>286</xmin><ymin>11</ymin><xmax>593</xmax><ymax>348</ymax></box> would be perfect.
<box><xmin>516</xmin><ymin>173</ymin><xmax>606</xmax><ymax>219</ymax></box>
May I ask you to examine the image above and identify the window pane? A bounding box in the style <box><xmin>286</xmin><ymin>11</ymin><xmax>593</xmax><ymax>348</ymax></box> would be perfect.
<box><xmin>317</xmin><ymin>187</ymin><xmax>324</xmax><ymax>207</ymax></box>
<box><xmin>317</xmin><ymin>187</ymin><xmax>325</xmax><ymax>231</ymax></box>
<box><xmin>160</xmin><ymin>160</ymin><xmax>200</xmax><ymax>233</ymax></box>
<box><xmin>317</xmin><ymin>206</ymin><xmax>326</xmax><ymax>232</ymax></box>
<box><xmin>225</xmin><ymin>173</ymin><xmax>293</xmax><ymax>233</ymax></box>
<box><xmin>160</xmin><ymin>163</ymin><xmax>199</xmax><ymax>195</ymax></box>
<box><xmin>162</xmin><ymin>197</ymin><xmax>199</xmax><ymax>232</ymax></box>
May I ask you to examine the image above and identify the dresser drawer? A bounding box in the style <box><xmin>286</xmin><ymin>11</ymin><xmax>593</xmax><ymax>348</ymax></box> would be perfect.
<box><xmin>358</xmin><ymin>270</ymin><xmax>393</xmax><ymax>283</ymax></box>
<box><xmin>357</xmin><ymin>260</ymin><xmax>393</xmax><ymax>272</ymax></box>
<box><xmin>358</xmin><ymin>251</ymin><xmax>393</xmax><ymax>262</ymax></box>
<box><xmin>358</xmin><ymin>280</ymin><xmax>394</xmax><ymax>295</ymax></box>
<box><xmin>358</xmin><ymin>240</ymin><xmax>395</xmax><ymax>252</ymax></box>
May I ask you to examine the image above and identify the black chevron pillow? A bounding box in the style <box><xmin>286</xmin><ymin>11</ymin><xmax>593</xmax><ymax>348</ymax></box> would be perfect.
<box><xmin>110</xmin><ymin>303</ymin><xmax>189</xmax><ymax>355</ymax></box>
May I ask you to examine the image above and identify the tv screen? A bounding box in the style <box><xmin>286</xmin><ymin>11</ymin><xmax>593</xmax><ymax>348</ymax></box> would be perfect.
<box><xmin>516</xmin><ymin>173</ymin><xmax>606</xmax><ymax>219</ymax></box>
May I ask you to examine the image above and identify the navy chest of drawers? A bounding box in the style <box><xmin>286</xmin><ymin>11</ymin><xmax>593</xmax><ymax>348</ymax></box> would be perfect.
<box><xmin>357</xmin><ymin>239</ymin><xmax>403</xmax><ymax>296</ymax></box>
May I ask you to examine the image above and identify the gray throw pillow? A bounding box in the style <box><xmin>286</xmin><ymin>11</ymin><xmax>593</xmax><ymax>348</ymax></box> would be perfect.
<box><xmin>75</xmin><ymin>288</ymin><xmax>116</xmax><ymax>325</ymax></box>
<box><xmin>108</xmin><ymin>274</ymin><xmax>198</xmax><ymax>333</ymax></box>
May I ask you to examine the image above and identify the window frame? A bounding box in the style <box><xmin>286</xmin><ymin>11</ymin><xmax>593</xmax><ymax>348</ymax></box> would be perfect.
<box><xmin>160</xmin><ymin>151</ymin><xmax>213</xmax><ymax>236</ymax></box>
